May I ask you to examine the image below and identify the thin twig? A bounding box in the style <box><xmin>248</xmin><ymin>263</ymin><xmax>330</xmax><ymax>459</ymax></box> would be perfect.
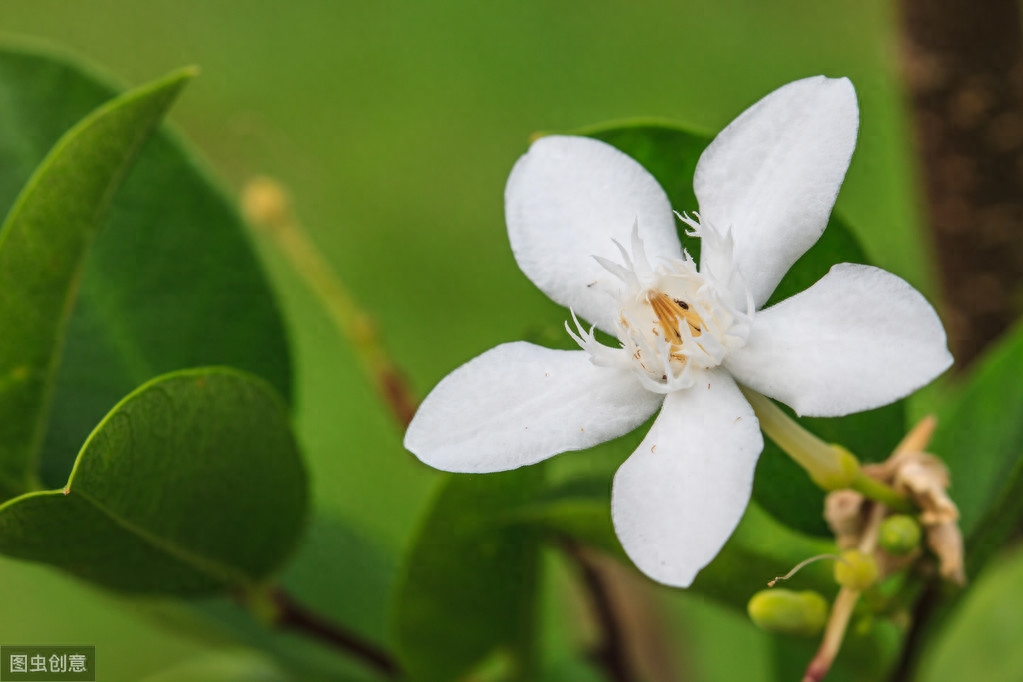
<box><xmin>269</xmin><ymin>587</ymin><xmax>401</xmax><ymax>679</ymax></box>
<box><xmin>242</xmin><ymin>177</ymin><xmax>418</xmax><ymax>428</ymax></box>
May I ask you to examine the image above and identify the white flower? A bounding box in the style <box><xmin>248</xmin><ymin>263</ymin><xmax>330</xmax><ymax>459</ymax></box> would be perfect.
<box><xmin>404</xmin><ymin>76</ymin><xmax>953</xmax><ymax>587</ymax></box>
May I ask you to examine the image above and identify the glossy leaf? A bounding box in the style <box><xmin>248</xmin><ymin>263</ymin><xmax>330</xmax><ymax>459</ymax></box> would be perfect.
<box><xmin>0</xmin><ymin>368</ymin><xmax>307</xmax><ymax>595</ymax></box>
<box><xmin>581</xmin><ymin>121</ymin><xmax>906</xmax><ymax>535</ymax></box>
<box><xmin>391</xmin><ymin>467</ymin><xmax>546</xmax><ymax>682</ymax></box>
<box><xmin>0</xmin><ymin>44</ymin><xmax>292</xmax><ymax>495</ymax></box>
<box><xmin>0</xmin><ymin>63</ymin><xmax>192</xmax><ymax>500</ymax></box>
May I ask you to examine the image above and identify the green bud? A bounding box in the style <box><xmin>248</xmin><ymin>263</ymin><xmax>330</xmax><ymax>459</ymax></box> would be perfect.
<box><xmin>748</xmin><ymin>589</ymin><xmax>829</xmax><ymax>637</ymax></box>
<box><xmin>834</xmin><ymin>550</ymin><xmax>879</xmax><ymax>590</ymax></box>
<box><xmin>878</xmin><ymin>514</ymin><xmax>922</xmax><ymax>556</ymax></box>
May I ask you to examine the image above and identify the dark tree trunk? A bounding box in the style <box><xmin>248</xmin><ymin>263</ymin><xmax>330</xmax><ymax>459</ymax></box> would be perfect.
<box><xmin>899</xmin><ymin>0</ymin><xmax>1023</xmax><ymax>368</ymax></box>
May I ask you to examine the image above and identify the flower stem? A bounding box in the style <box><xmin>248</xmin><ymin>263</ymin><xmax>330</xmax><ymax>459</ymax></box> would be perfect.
<box><xmin>242</xmin><ymin>177</ymin><xmax>417</xmax><ymax>428</ymax></box>
<box><xmin>803</xmin><ymin>503</ymin><xmax>885</xmax><ymax>681</ymax></box>
<box><xmin>739</xmin><ymin>386</ymin><xmax>911</xmax><ymax>510</ymax></box>
<box><xmin>739</xmin><ymin>386</ymin><xmax>856</xmax><ymax>489</ymax></box>
<box><xmin>851</xmin><ymin>471</ymin><xmax>913</xmax><ymax>513</ymax></box>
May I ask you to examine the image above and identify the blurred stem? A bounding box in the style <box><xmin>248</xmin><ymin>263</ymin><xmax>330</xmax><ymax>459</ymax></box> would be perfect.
<box><xmin>803</xmin><ymin>587</ymin><xmax>860</xmax><ymax>682</ymax></box>
<box><xmin>740</xmin><ymin>386</ymin><xmax>912</xmax><ymax>512</ymax></box>
<box><xmin>562</xmin><ymin>541</ymin><xmax>634</xmax><ymax>682</ymax></box>
<box><xmin>265</xmin><ymin>586</ymin><xmax>401</xmax><ymax>679</ymax></box>
<box><xmin>851</xmin><ymin>472</ymin><xmax>913</xmax><ymax>513</ymax></box>
<box><xmin>803</xmin><ymin>504</ymin><xmax>885</xmax><ymax>681</ymax></box>
<box><xmin>242</xmin><ymin>177</ymin><xmax>417</xmax><ymax>428</ymax></box>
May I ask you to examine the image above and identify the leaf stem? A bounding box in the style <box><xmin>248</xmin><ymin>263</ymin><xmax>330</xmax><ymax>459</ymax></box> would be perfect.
<box><xmin>268</xmin><ymin>586</ymin><xmax>401</xmax><ymax>679</ymax></box>
<box><xmin>242</xmin><ymin>177</ymin><xmax>417</xmax><ymax>428</ymax></box>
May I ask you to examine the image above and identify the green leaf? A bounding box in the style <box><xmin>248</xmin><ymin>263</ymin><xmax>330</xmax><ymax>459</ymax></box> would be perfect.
<box><xmin>391</xmin><ymin>467</ymin><xmax>546</xmax><ymax>682</ymax></box>
<box><xmin>579</xmin><ymin>121</ymin><xmax>907</xmax><ymax>536</ymax></box>
<box><xmin>0</xmin><ymin>556</ymin><xmax>219</xmax><ymax>680</ymax></box>
<box><xmin>919</xmin><ymin>547</ymin><xmax>1023</xmax><ymax>682</ymax></box>
<box><xmin>875</xmin><ymin>323</ymin><xmax>1023</xmax><ymax>682</ymax></box>
<box><xmin>513</xmin><ymin>476</ymin><xmax>836</xmax><ymax>612</ymax></box>
<box><xmin>932</xmin><ymin>320</ymin><xmax>1023</xmax><ymax>545</ymax></box>
<box><xmin>0</xmin><ymin>368</ymin><xmax>307</xmax><ymax>595</ymax></box>
<box><xmin>0</xmin><ymin>44</ymin><xmax>292</xmax><ymax>497</ymax></box>
<box><xmin>0</xmin><ymin>62</ymin><xmax>192</xmax><ymax>499</ymax></box>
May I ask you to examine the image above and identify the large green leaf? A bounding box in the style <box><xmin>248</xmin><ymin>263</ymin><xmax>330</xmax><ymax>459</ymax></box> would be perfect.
<box><xmin>0</xmin><ymin>368</ymin><xmax>307</xmax><ymax>595</ymax></box>
<box><xmin>0</xmin><ymin>44</ymin><xmax>292</xmax><ymax>495</ymax></box>
<box><xmin>0</xmin><ymin>555</ymin><xmax>221</xmax><ymax>680</ymax></box>
<box><xmin>919</xmin><ymin>547</ymin><xmax>1023</xmax><ymax>682</ymax></box>
<box><xmin>139</xmin><ymin>651</ymin><xmax>292</xmax><ymax>682</ymax></box>
<box><xmin>0</xmin><ymin>62</ymin><xmax>191</xmax><ymax>500</ymax></box>
<box><xmin>391</xmin><ymin>467</ymin><xmax>546</xmax><ymax>682</ymax></box>
<box><xmin>580</xmin><ymin>121</ymin><xmax>907</xmax><ymax>536</ymax></box>
<box><xmin>931</xmin><ymin>320</ymin><xmax>1023</xmax><ymax>544</ymax></box>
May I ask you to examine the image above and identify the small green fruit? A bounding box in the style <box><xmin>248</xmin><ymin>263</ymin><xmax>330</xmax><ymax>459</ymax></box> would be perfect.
<box><xmin>834</xmin><ymin>550</ymin><xmax>879</xmax><ymax>590</ymax></box>
<box><xmin>879</xmin><ymin>514</ymin><xmax>922</xmax><ymax>556</ymax></box>
<box><xmin>748</xmin><ymin>589</ymin><xmax>829</xmax><ymax>637</ymax></box>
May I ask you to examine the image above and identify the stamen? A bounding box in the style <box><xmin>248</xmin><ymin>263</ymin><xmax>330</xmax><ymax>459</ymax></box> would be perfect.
<box><xmin>647</xmin><ymin>291</ymin><xmax>702</xmax><ymax>344</ymax></box>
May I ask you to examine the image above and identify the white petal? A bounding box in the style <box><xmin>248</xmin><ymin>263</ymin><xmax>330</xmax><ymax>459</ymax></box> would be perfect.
<box><xmin>694</xmin><ymin>76</ymin><xmax>859</xmax><ymax>308</ymax></box>
<box><xmin>506</xmin><ymin>135</ymin><xmax>682</xmax><ymax>332</ymax></box>
<box><xmin>611</xmin><ymin>369</ymin><xmax>763</xmax><ymax>587</ymax></box>
<box><xmin>405</xmin><ymin>342</ymin><xmax>663</xmax><ymax>473</ymax></box>
<box><xmin>725</xmin><ymin>264</ymin><xmax>954</xmax><ymax>417</ymax></box>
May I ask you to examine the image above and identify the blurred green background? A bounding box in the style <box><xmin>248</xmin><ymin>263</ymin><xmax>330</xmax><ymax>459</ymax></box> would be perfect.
<box><xmin>0</xmin><ymin>1</ymin><xmax>979</xmax><ymax>680</ymax></box>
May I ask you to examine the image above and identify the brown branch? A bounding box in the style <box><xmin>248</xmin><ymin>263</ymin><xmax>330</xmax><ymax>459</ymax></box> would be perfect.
<box><xmin>898</xmin><ymin>0</ymin><xmax>1023</xmax><ymax>368</ymax></box>
<box><xmin>269</xmin><ymin>587</ymin><xmax>401</xmax><ymax>679</ymax></box>
<box><xmin>562</xmin><ymin>541</ymin><xmax>634</xmax><ymax>682</ymax></box>
<box><xmin>887</xmin><ymin>581</ymin><xmax>942</xmax><ymax>682</ymax></box>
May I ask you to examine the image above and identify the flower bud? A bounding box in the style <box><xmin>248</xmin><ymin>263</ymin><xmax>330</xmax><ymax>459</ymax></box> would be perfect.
<box><xmin>878</xmin><ymin>514</ymin><xmax>922</xmax><ymax>556</ymax></box>
<box><xmin>747</xmin><ymin>589</ymin><xmax>829</xmax><ymax>637</ymax></box>
<box><xmin>833</xmin><ymin>549</ymin><xmax>878</xmax><ymax>590</ymax></box>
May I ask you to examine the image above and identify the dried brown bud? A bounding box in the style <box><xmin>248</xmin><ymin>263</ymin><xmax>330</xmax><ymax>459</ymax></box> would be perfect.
<box><xmin>824</xmin><ymin>489</ymin><xmax>866</xmax><ymax>549</ymax></box>
<box><xmin>926</xmin><ymin>521</ymin><xmax>967</xmax><ymax>586</ymax></box>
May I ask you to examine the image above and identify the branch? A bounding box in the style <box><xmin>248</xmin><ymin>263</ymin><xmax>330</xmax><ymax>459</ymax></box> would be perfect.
<box><xmin>562</xmin><ymin>541</ymin><xmax>634</xmax><ymax>682</ymax></box>
<box><xmin>268</xmin><ymin>587</ymin><xmax>401</xmax><ymax>679</ymax></box>
<box><xmin>242</xmin><ymin>177</ymin><xmax>418</xmax><ymax>428</ymax></box>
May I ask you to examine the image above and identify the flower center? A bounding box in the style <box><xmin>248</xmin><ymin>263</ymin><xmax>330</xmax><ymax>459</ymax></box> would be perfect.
<box><xmin>647</xmin><ymin>291</ymin><xmax>702</xmax><ymax>343</ymax></box>
<box><xmin>568</xmin><ymin>219</ymin><xmax>753</xmax><ymax>394</ymax></box>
